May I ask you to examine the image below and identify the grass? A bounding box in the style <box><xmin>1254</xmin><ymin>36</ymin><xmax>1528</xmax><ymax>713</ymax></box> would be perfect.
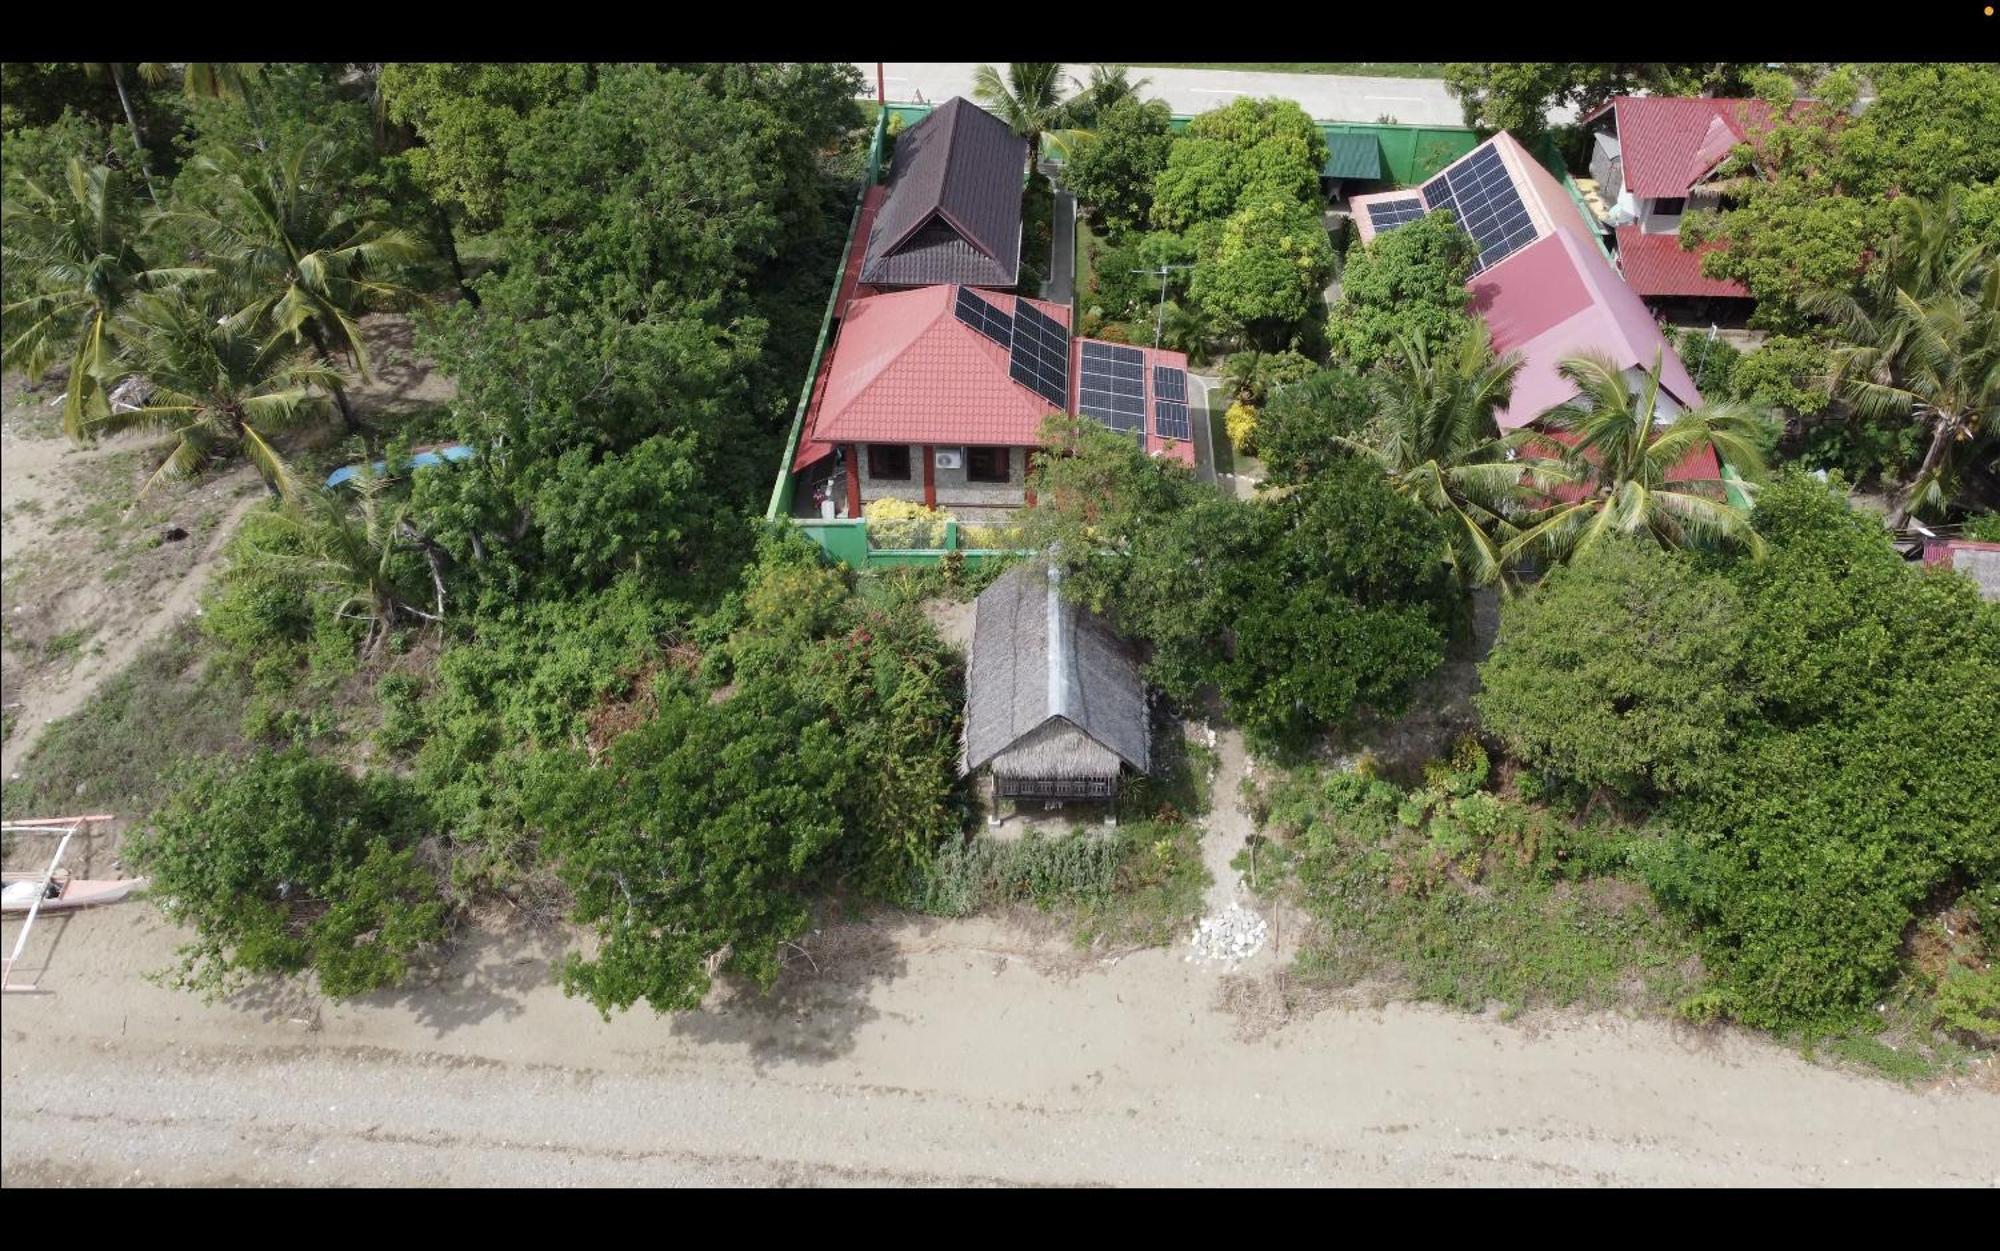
<box><xmin>42</xmin><ymin>625</ymin><xmax>94</xmax><ymax>661</ymax></box>
<box><xmin>1821</xmin><ymin>1035</ymin><xmax>1939</xmax><ymax>1083</ymax></box>
<box><xmin>1074</xmin><ymin>215</ymin><xmax>1099</xmax><ymax>312</ymax></box>
<box><xmin>1131</xmin><ymin>64</ymin><xmax>1446</xmax><ymax>79</ymax></box>
<box><xmin>0</xmin><ymin>619</ymin><xmax>255</xmax><ymax>822</ymax></box>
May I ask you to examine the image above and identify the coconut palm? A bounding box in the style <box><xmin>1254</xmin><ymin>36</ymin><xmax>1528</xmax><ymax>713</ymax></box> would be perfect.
<box><xmin>1066</xmin><ymin>65</ymin><xmax>1152</xmax><ymax>127</ymax></box>
<box><xmin>971</xmin><ymin>63</ymin><xmax>1080</xmax><ymax>165</ymax></box>
<box><xmin>173</xmin><ymin>139</ymin><xmax>427</xmax><ymax>429</ymax></box>
<box><xmin>1</xmin><ymin>160</ymin><xmax>205</xmax><ymax>440</ymax></box>
<box><xmin>1806</xmin><ymin>192</ymin><xmax>1998</xmax><ymax>525</ymax></box>
<box><xmin>1336</xmin><ymin>328</ymin><xmax>1538</xmax><ymax>587</ymax></box>
<box><xmin>1503</xmin><ymin>352</ymin><xmax>1770</xmax><ymax>565</ymax></box>
<box><xmin>259</xmin><ymin>476</ymin><xmax>441</xmax><ymax>656</ymax></box>
<box><xmin>91</xmin><ymin>290</ymin><xmax>341</xmax><ymax>499</ymax></box>
<box><xmin>79</xmin><ymin>63</ymin><xmax>163</xmax><ymax>204</ymax></box>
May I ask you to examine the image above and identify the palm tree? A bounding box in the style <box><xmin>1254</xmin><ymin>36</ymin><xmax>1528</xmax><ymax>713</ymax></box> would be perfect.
<box><xmin>971</xmin><ymin>63</ymin><xmax>1077</xmax><ymax>166</ymax></box>
<box><xmin>1066</xmin><ymin>65</ymin><xmax>1152</xmax><ymax>127</ymax></box>
<box><xmin>1503</xmin><ymin>352</ymin><xmax>1770</xmax><ymax>566</ymax></box>
<box><xmin>2</xmin><ymin>160</ymin><xmax>204</xmax><ymax>440</ymax></box>
<box><xmin>259</xmin><ymin>476</ymin><xmax>441</xmax><ymax>657</ymax></box>
<box><xmin>91</xmin><ymin>290</ymin><xmax>341</xmax><ymax>499</ymax></box>
<box><xmin>1807</xmin><ymin>192</ymin><xmax>1998</xmax><ymax>525</ymax></box>
<box><xmin>1336</xmin><ymin>329</ymin><xmax>1537</xmax><ymax>587</ymax></box>
<box><xmin>79</xmin><ymin>63</ymin><xmax>162</xmax><ymax>205</ymax></box>
<box><xmin>174</xmin><ymin>140</ymin><xmax>427</xmax><ymax>430</ymax></box>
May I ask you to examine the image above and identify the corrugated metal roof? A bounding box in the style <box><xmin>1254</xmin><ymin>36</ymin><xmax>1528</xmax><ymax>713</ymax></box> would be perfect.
<box><xmin>1322</xmin><ymin>132</ymin><xmax>1383</xmax><ymax>180</ymax></box>
<box><xmin>1608</xmin><ymin>97</ymin><xmax>1775</xmax><ymax>198</ymax></box>
<box><xmin>809</xmin><ymin>285</ymin><xmax>1071</xmax><ymax>449</ymax></box>
<box><xmin>1613</xmin><ymin>226</ymin><xmax>1751</xmax><ymax>298</ymax></box>
<box><xmin>964</xmin><ymin>562</ymin><xmax>1150</xmax><ymax>777</ymax></box>
<box><xmin>1473</xmin><ymin>229</ymin><xmax>1703</xmax><ymax>430</ymax></box>
<box><xmin>860</xmin><ymin>97</ymin><xmax>1026</xmax><ymax>288</ymax></box>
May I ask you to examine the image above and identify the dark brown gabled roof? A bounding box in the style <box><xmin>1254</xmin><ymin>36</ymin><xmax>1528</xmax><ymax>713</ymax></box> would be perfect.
<box><xmin>860</xmin><ymin>97</ymin><xmax>1026</xmax><ymax>289</ymax></box>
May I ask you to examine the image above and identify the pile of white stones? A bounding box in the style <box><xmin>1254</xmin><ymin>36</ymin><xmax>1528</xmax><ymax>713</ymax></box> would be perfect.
<box><xmin>1187</xmin><ymin>904</ymin><xmax>1268</xmax><ymax>966</ymax></box>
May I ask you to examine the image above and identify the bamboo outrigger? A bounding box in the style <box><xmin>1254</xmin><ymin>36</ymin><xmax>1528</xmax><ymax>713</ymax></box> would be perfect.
<box><xmin>2</xmin><ymin>815</ymin><xmax>139</xmax><ymax>993</ymax></box>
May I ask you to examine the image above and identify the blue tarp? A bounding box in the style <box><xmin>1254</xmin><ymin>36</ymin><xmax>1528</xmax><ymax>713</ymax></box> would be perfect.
<box><xmin>326</xmin><ymin>443</ymin><xmax>474</xmax><ymax>488</ymax></box>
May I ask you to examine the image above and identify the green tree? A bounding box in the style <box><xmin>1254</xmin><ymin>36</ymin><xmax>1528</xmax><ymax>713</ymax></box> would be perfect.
<box><xmin>2</xmin><ymin>159</ymin><xmax>203</xmax><ymax>438</ymax></box>
<box><xmin>91</xmin><ymin>289</ymin><xmax>338</xmax><ymax>497</ymax></box>
<box><xmin>1187</xmin><ymin>193</ymin><xmax>1335</xmax><ymax>348</ymax></box>
<box><xmin>1066</xmin><ymin>65</ymin><xmax>1152</xmax><ymax>127</ymax></box>
<box><xmin>127</xmin><ymin>749</ymin><xmax>448</xmax><ymax>1000</ymax></box>
<box><xmin>1062</xmin><ymin>95</ymin><xmax>1173</xmax><ymax>235</ymax></box>
<box><xmin>377</xmin><ymin>62</ymin><xmax>592</xmax><ymax>231</ymax></box>
<box><xmin>971</xmin><ymin>62</ymin><xmax>1072</xmax><ymax>166</ymax></box>
<box><xmin>1252</xmin><ymin>364</ymin><xmax>1377</xmax><ymax>485</ymax></box>
<box><xmin>1505</xmin><ymin>353</ymin><xmax>1769</xmax><ymax>565</ymax></box>
<box><xmin>1641</xmin><ymin>474</ymin><xmax>2000</xmax><ymax>1031</ymax></box>
<box><xmin>1807</xmin><ymin>191</ymin><xmax>1998</xmax><ymax>524</ymax></box>
<box><xmin>1150</xmin><ymin>97</ymin><xmax>1326</xmax><ymax>233</ymax></box>
<box><xmin>1476</xmin><ymin>540</ymin><xmax>1749</xmax><ymax>796</ymax></box>
<box><xmin>1341</xmin><ymin>329</ymin><xmax>1538</xmax><ymax>588</ymax></box>
<box><xmin>1325</xmin><ymin>209</ymin><xmax>1477</xmax><ymax>371</ymax></box>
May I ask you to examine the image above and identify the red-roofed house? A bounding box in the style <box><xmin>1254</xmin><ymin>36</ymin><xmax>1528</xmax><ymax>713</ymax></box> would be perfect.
<box><xmin>794</xmin><ymin>284</ymin><xmax>1194</xmax><ymax>518</ymax></box>
<box><xmin>1351</xmin><ymin>132</ymin><xmax>1704</xmax><ymax>431</ymax></box>
<box><xmin>1580</xmin><ymin>97</ymin><xmax>1781</xmax><ymax>308</ymax></box>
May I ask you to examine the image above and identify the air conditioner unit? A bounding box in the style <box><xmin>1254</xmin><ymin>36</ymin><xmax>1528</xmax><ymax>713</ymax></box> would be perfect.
<box><xmin>934</xmin><ymin>449</ymin><xmax>963</xmax><ymax>470</ymax></box>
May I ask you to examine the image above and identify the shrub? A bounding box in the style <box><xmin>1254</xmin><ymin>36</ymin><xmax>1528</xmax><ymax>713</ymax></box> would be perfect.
<box><xmin>1225</xmin><ymin>401</ymin><xmax>1260</xmax><ymax>455</ymax></box>
<box><xmin>127</xmin><ymin>749</ymin><xmax>449</xmax><ymax>1000</ymax></box>
<box><xmin>863</xmin><ymin>497</ymin><xmax>951</xmax><ymax>550</ymax></box>
<box><xmin>1934</xmin><ymin>968</ymin><xmax>2000</xmax><ymax>1044</ymax></box>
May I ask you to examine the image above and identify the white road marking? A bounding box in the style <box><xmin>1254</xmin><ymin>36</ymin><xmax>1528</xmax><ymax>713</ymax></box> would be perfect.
<box><xmin>1365</xmin><ymin>95</ymin><xmax>1427</xmax><ymax>103</ymax></box>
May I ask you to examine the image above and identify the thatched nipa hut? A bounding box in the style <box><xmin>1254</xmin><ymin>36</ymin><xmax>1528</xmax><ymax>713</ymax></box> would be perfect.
<box><xmin>962</xmin><ymin>561</ymin><xmax>1150</xmax><ymax>820</ymax></box>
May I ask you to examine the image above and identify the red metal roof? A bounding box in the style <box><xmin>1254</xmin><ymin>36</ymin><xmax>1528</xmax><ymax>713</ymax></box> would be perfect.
<box><xmin>1526</xmin><ymin>428</ymin><xmax>1725</xmax><ymax>506</ymax></box>
<box><xmin>1473</xmin><ymin>229</ymin><xmax>1703</xmax><ymax>430</ymax></box>
<box><xmin>1613</xmin><ymin>226</ymin><xmax>1751</xmax><ymax>299</ymax></box>
<box><xmin>1607</xmin><ymin>97</ymin><xmax>1775</xmax><ymax>198</ymax></box>
<box><xmin>809</xmin><ymin>285</ymin><xmax>1071</xmax><ymax>449</ymax></box>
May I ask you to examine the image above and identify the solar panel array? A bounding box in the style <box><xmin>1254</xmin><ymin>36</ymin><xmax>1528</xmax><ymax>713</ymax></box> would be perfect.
<box><xmin>1077</xmin><ymin>342</ymin><xmax>1147</xmax><ymax>433</ymax></box>
<box><xmin>1417</xmin><ymin>145</ymin><xmax>1538</xmax><ymax>273</ymax></box>
<box><xmin>953</xmin><ymin>287</ymin><xmax>1014</xmax><ymax>347</ymax></box>
<box><xmin>1008</xmin><ymin>302</ymin><xmax>1071</xmax><ymax>409</ymax></box>
<box><xmin>1151</xmin><ymin>364</ymin><xmax>1192</xmax><ymax>442</ymax></box>
<box><xmin>1364</xmin><ymin>197</ymin><xmax>1426</xmax><ymax>233</ymax></box>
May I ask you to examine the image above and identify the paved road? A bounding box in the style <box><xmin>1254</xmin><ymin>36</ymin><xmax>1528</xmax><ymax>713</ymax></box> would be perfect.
<box><xmin>862</xmin><ymin>64</ymin><xmax>1472</xmax><ymax>127</ymax></box>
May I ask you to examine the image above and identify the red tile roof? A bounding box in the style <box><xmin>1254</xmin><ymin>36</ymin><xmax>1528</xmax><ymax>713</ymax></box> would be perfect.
<box><xmin>1613</xmin><ymin>226</ymin><xmax>1750</xmax><ymax>299</ymax></box>
<box><xmin>1603</xmin><ymin>97</ymin><xmax>1776</xmax><ymax>198</ymax></box>
<box><xmin>809</xmin><ymin>285</ymin><xmax>1071</xmax><ymax>449</ymax></box>
<box><xmin>1525</xmin><ymin>428</ymin><xmax>1725</xmax><ymax>506</ymax></box>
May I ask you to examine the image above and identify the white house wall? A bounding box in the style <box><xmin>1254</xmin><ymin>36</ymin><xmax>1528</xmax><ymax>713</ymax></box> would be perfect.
<box><xmin>858</xmin><ymin>443</ymin><xmax>1029</xmax><ymax>509</ymax></box>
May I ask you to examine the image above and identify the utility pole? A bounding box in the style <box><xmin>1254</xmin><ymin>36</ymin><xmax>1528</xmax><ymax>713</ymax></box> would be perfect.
<box><xmin>877</xmin><ymin>63</ymin><xmax>886</xmax><ymax>106</ymax></box>
<box><xmin>1130</xmin><ymin>265</ymin><xmax>1195</xmax><ymax>348</ymax></box>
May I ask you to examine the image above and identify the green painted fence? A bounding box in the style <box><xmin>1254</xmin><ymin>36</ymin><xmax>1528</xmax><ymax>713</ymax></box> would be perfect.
<box><xmin>794</xmin><ymin>519</ymin><xmax>1027</xmax><ymax>571</ymax></box>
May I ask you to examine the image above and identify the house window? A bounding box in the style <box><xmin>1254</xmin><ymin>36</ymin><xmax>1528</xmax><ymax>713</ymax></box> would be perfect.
<box><xmin>966</xmin><ymin>446</ymin><xmax>1011</xmax><ymax>483</ymax></box>
<box><xmin>1653</xmin><ymin>197</ymin><xmax>1686</xmax><ymax>216</ymax></box>
<box><xmin>868</xmin><ymin>444</ymin><xmax>911</xmax><ymax>481</ymax></box>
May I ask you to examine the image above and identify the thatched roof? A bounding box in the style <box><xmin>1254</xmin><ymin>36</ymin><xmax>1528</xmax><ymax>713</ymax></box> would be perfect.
<box><xmin>962</xmin><ymin>562</ymin><xmax>1150</xmax><ymax>780</ymax></box>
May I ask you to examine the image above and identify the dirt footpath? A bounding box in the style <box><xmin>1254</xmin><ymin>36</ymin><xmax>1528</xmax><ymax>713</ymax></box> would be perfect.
<box><xmin>4</xmin><ymin>906</ymin><xmax>1995</xmax><ymax>1187</ymax></box>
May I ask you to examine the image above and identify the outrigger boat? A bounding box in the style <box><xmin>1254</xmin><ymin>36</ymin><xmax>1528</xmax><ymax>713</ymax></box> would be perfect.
<box><xmin>3</xmin><ymin>814</ymin><xmax>138</xmax><ymax>992</ymax></box>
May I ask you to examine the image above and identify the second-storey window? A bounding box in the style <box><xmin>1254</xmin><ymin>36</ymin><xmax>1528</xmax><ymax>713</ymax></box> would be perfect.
<box><xmin>868</xmin><ymin>444</ymin><xmax>911</xmax><ymax>480</ymax></box>
<box><xmin>966</xmin><ymin>446</ymin><xmax>1011</xmax><ymax>483</ymax></box>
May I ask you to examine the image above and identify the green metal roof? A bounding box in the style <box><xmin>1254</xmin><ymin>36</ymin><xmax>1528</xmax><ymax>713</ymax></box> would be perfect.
<box><xmin>1322</xmin><ymin>133</ymin><xmax>1383</xmax><ymax>180</ymax></box>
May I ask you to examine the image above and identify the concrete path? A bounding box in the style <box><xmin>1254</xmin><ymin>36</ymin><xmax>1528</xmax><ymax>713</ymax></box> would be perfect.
<box><xmin>862</xmin><ymin>64</ymin><xmax>1471</xmax><ymax>127</ymax></box>
<box><xmin>1043</xmin><ymin>173</ymin><xmax>1076</xmax><ymax>306</ymax></box>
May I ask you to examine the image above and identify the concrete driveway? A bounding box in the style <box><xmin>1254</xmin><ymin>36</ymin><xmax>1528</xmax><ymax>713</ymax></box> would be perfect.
<box><xmin>862</xmin><ymin>64</ymin><xmax>1474</xmax><ymax>127</ymax></box>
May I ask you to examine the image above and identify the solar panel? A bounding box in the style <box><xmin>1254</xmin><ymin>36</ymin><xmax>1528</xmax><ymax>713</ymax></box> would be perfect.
<box><xmin>953</xmin><ymin>287</ymin><xmax>1013</xmax><ymax>347</ymax></box>
<box><xmin>1077</xmin><ymin>341</ymin><xmax>1147</xmax><ymax>432</ymax></box>
<box><xmin>1364</xmin><ymin>197</ymin><xmax>1426</xmax><ymax>233</ymax></box>
<box><xmin>1008</xmin><ymin>301</ymin><xmax>1071</xmax><ymax>409</ymax></box>
<box><xmin>1152</xmin><ymin>364</ymin><xmax>1187</xmax><ymax>403</ymax></box>
<box><xmin>1153</xmin><ymin>400</ymin><xmax>1190</xmax><ymax>441</ymax></box>
<box><xmin>1417</xmin><ymin>145</ymin><xmax>1538</xmax><ymax>274</ymax></box>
